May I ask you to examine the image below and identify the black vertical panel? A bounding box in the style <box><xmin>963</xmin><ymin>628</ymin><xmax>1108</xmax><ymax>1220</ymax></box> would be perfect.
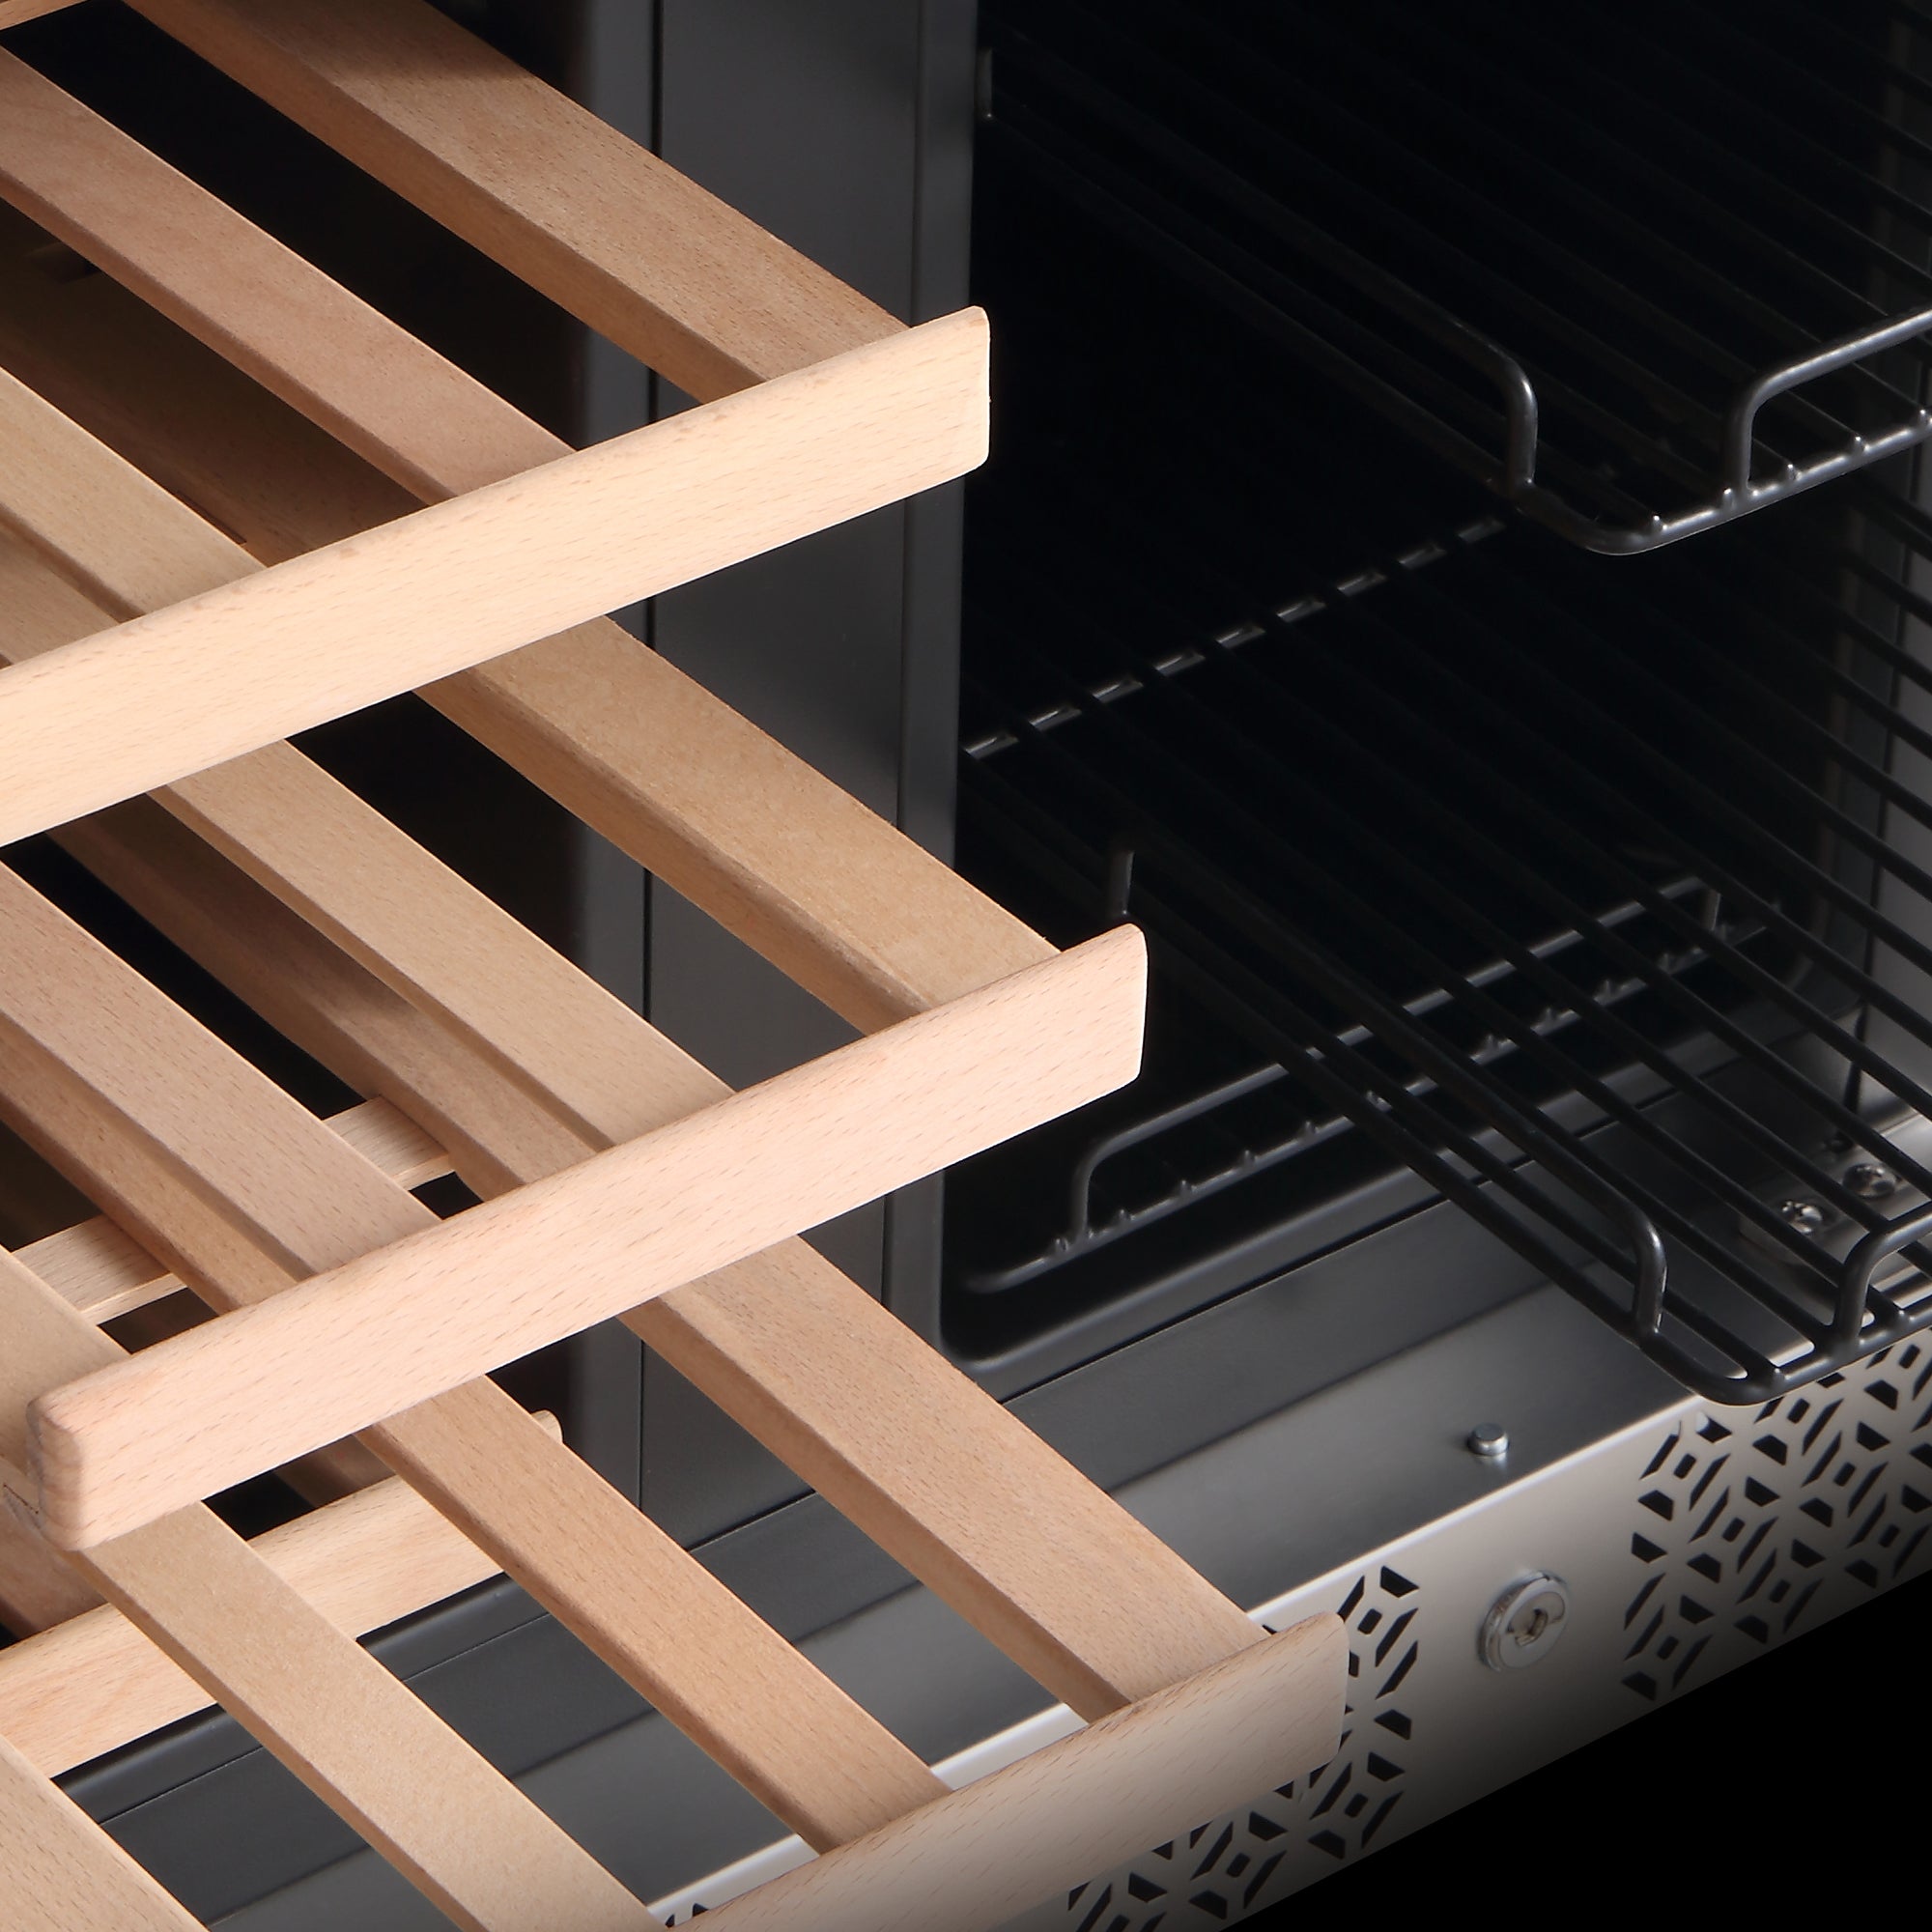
<box><xmin>551</xmin><ymin>0</ymin><xmax>659</xmax><ymax>1508</ymax></box>
<box><xmin>885</xmin><ymin>0</ymin><xmax>983</xmax><ymax>1354</ymax></box>
<box><xmin>641</xmin><ymin>0</ymin><xmax>978</xmax><ymax>1543</ymax></box>
<box><xmin>1860</xmin><ymin>81</ymin><xmax>1932</xmax><ymax>1118</ymax></box>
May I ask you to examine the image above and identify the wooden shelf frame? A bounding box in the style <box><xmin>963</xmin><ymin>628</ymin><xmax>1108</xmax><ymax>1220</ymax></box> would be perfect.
<box><xmin>0</xmin><ymin>5</ymin><xmax>1345</xmax><ymax>1927</ymax></box>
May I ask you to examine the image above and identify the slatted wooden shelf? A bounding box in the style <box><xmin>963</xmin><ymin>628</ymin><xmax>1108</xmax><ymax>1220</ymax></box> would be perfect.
<box><xmin>0</xmin><ymin>4</ymin><xmax>1344</xmax><ymax>1927</ymax></box>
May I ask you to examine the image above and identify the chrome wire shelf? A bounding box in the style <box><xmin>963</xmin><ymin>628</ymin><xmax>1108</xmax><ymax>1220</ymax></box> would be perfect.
<box><xmin>953</xmin><ymin>240</ymin><xmax>1932</xmax><ymax>1394</ymax></box>
<box><xmin>981</xmin><ymin>0</ymin><xmax>1932</xmax><ymax>553</ymax></box>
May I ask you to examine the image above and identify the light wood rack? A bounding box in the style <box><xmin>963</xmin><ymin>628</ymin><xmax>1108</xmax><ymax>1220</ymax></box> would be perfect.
<box><xmin>0</xmin><ymin>3</ymin><xmax>1343</xmax><ymax>1926</ymax></box>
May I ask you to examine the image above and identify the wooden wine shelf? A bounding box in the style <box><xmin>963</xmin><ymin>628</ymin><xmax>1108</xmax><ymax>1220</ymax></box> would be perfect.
<box><xmin>0</xmin><ymin>4</ymin><xmax>1343</xmax><ymax>1927</ymax></box>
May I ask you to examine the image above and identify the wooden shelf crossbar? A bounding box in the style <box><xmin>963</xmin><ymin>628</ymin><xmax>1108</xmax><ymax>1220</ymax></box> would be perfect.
<box><xmin>0</xmin><ymin>6</ymin><xmax>1344</xmax><ymax>1928</ymax></box>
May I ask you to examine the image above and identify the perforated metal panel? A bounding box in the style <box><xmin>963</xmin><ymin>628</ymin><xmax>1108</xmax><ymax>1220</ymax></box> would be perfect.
<box><xmin>1620</xmin><ymin>1344</ymin><xmax>1932</xmax><ymax>1704</ymax></box>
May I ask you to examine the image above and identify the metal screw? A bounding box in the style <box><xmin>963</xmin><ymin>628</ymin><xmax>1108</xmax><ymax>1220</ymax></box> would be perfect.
<box><xmin>1479</xmin><ymin>1573</ymin><xmax>1572</xmax><ymax>1671</ymax></box>
<box><xmin>1466</xmin><ymin>1424</ymin><xmax>1510</xmax><ymax>1459</ymax></box>
<box><xmin>1844</xmin><ymin>1162</ymin><xmax>1898</xmax><ymax>1201</ymax></box>
<box><xmin>1778</xmin><ymin>1198</ymin><xmax>1830</xmax><ymax>1233</ymax></box>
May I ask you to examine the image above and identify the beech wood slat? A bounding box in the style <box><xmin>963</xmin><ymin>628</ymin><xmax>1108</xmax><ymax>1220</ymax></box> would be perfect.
<box><xmin>700</xmin><ymin>1617</ymin><xmax>1346</xmax><ymax>1932</ymax></box>
<box><xmin>0</xmin><ymin>78</ymin><xmax>1052</xmax><ymax>1031</ymax></box>
<box><xmin>0</xmin><ymin>310</ymin><xmax>987</xmax><ymax>849</ymax></box>
<box><xmin>0</xmin><ymin>1732</ymin><xmax>202</xmax><ymax>1932</ymax></box>
<box><xmin>317</xmin><ymin>1098</ymin><xmax>453</xmax><ymax>1193</ymax></box>
<box><xmin>18</xmin><ymin>1217</ymin><xmax>179</xmax><ymax>1329</ymax></box>
<box><xmin>33</xmin><ymin>929</ymin><xmax>1147</xmax><ymax>1544</ymax></box>
<box><xmin>163</xmin><ymin>747</ymin><xmax>703</xmax><ymax>1148</ymax></box>
<box><xmin>0</xmin><ymin>82</ymin><xmax>1264</xmax><ymax>1709</ymax></box>
<box><xmin>0</xmin><ymin>1251</ymin><xmax>649</xmax><ymax>1932</ymax></box>
<box><xmin>0</xmin><ymin>1442</ymin><xmax>537</xmax><ymax>1778</ymax></box>
<box><xmin>21</xmin><ymin>1100</ymin><xmax>449</xmax><ymax>1326</ymax></box>
<box><xmin>0</xmin><ymin>869</ymin><xmax>945</xmax><ymax>1848</ymax></box>
<box><xmin>127</xmin><ymin>0</ymin><xmax>899</xmax><ymax>401</ymax></box>
<box><xmin>617</xmin><ymin>1250</ymin><xmax>1254</xmax><ymax>1719</ymax></box>
<box><xmin>369</xmin><ymin>1383</ymin><xmax>949</xmax><ymax>1847</ymax></box>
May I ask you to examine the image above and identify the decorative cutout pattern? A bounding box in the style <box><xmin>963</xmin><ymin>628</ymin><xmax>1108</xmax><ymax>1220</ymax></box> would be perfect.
<box><xmin>1024</xmin><ymin>1565</ymin><xmax>1420</xmax><ymax>1932</ymax></box>
<box><xmin>1621</xmin><ymin>1343</ymin><xmax>1932</xmax><ymax>1704</ymax></box>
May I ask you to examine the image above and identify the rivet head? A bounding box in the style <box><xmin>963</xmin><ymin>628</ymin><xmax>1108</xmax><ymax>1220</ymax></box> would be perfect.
<box><xmin>1466</xmin><ymin>1424</ymin><xmax>1510</xmax><ymax>1459</ymax></box>
<box><xmin>1844</xmin><ymin>1162</ymin><xmax>1898</xmax><ymax>1201</ymax></box>
<box><xmin>1778</xmin><ymin>1199</ymin><xmax>1830</xmax><ymax>1233</ymax></box>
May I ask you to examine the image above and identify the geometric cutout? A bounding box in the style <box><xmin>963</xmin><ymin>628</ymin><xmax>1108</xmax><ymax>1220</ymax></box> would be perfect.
<box><xmin>1622</xmin><ymin>1350</ymin><xmax>1932</xmax><ymax>1723</ymax></box>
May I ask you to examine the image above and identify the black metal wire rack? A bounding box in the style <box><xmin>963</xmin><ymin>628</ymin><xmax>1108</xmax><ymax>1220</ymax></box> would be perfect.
<box><xmin>981</xmin><ymin>0</ymin><xmax>1932</xmax><ymax>553</ymax></box>
<box><xmin>952</xmin><ymin>60</ymin><xmax>1932</xmax><ymax>1397</ymax></box>
<box><xmin>960</xmin><ymin>501</ymin><xmax>1932</xmax><ymax>1395</ymax></box>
